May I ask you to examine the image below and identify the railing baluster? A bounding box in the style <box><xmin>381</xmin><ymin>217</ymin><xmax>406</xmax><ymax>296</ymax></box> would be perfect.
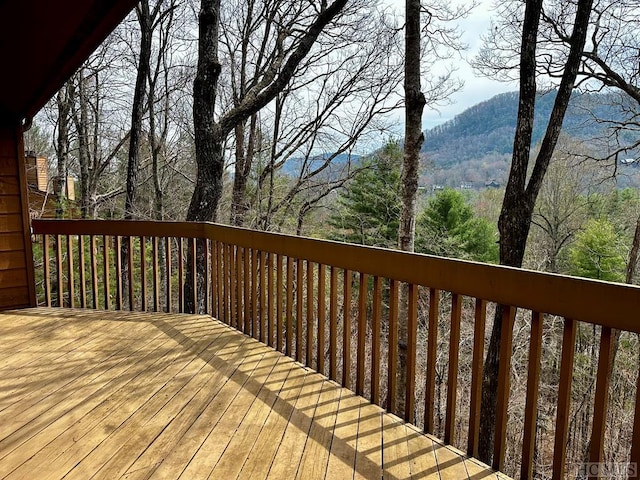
<box><xmin>166</xmin><ymin>237</ymin><xmax>172</xmax><ymax>313</ymax></box>
<box><xmin>141</xmin><ymin>236</ymin><xmax>147</xmax><ymax>311</ymax></box>
<box><xmin>329</xmin><ymin>266</ymin><xmax>338</xmax><ymax>382</ymax></box>
<box><xmin>356</xmin><ymin>272</ymin><xmax>368</xmax><ymax>396</ymax></box>
<box><xmin>244</xmin><ymin>247</ymin><xmax>250</xmax><ymax>335</ymax></box>
<box><xmin>152</xmin><ymin>237</ymin><xmax>159</xmax><ymax>312</ymax></box>
<box><xmin>632</xmin><ymin>369</ymin><xmax>640</xmax><ymax>470</ymax></box>
<box><xmin>191</xmin><ymin>238</ymin><xmax>197</xmax><ymax>314</ymax></box>
<box><xmin>251</xmin><ymin>248</ymin><xmax>258</xmax><ymax>337</ymax></box>
<box><xmin>276</xmin><ymin>254</ymin><xmax>283</xmax><ymax>352</ymax></box>
<box><xmin>78</xmin><ymin>235</ymin><xmax>86</xmax><ymax>308</ymax></box>
<box><xmin>306</xmin><ymin>260</ymin><xmax>313</xmax><ymax>367</ymax></box>
<box><xmin>286</xmin><ymin>256</ymin><xmax>294</xmax><ymax>357</ymax></box>
<box><xmin>405</xmin><ymin>283</ymin><xmax>418</xmax><ymax>424</ymax></box>
<box><xmin>296</xmin><ymin>258</ymin><xmax>303</xmax><ymax>363</ymax></box>
<box><xmin>229</xmin><ymin>244</ymin><xmax>236</xmax><ymax>327</ymax></box>
<box><xmin>445</xmin><ymin>293</ymin><xmax>463</xmax><ymax>442</ymax></box>
<box><xmin>493</xmin><ymin>305</ymin><xmax>516</xmax><ymax>471</ymax></box>
<box><xmin>551</xmin><ymin>317</ymin><xmax>577</xmax><ymax>480</ymax></box>
<box><xmin>216</xmin><ymin>241</ymin><xmax>223</xmax><ymax>320</ymax></box>
<box><xmin>204</xmin><ymin>240</ymin><xmax>210</xmax><ymax>315</ymax></box>
<box><xmin>103</xmin><ymin>235</ymin><xmax>110</xmax><ymax>310</ymax></box>
<box><xmin>267</xmin><ymin>252</ymin><xmax>274</xmax><ymax>347</ymax></box>
<box><xmin>127</xmin><ymin>235</ymin><xmax>134</xmax><ymax>311</ymax></box>
<box><xmin>521</xmin><ymin>311</ymin><xmax>543</xmax><ymax>480</ymax></box>
<box><xmin>468</xmin><ymin>298</ymin><xmax>487</xmax><ymax>457</ymax></box>
<box><xmin>178</xmin><ymin>237</ymin><xmax>184</xmax><ymax>313</ymax></box>
<box><xmin>115</xmin><ymin>236</ymin><xmax>123</xmax><ymax>310</ymax></box>
<box><xmin>588</xmin><ymin>325</ymin><xmax>615</xmax><ymax>471</ymax></box>
<box><xmin>343</xmin><ymin>269</ymin><xmax>352</xmax><ymax>389</ymax></box>
<box><xmin>66</xmin><ymin>235</ymin><xmax>74</xmax><ymax>308</ymax></box>
<box><xmin>317</xmin><ymin>264</ymin><xmax>326</xmax><ymax>375</ymax></box>
<box><xmin>388</xmin><ymin>279</ymin><xmax>399</xmax><ymax>413</ymax></box>
<box><xmin>90</xmin><ymin>235</ymin><xmax>98</xmax><ymax>309</ymax></box>
<box><xmin>43</xmin><ymin>235</ymin><xmax>51</xmax><ymax>307</ymax></box>
<box><xmin>223</xmin><ymin>243</ymin><xmax>230</xmax><ymax>323</ymax></box>
<box><xmin>237</xmin><ymin>247</ymin><xmax>244</xmax><ymax>331</ymax></box>
<box><xmin>425</xmin><ymin>288</ymin><xmax>440</xmax><ymax>432</ymax></box>
<box><xmin>210</xmin><ymin>240</ymin><xmax>216</xmax><ymax>318</ymax></box>
<box><xmin>55</xmin><ymin>234</ymin><xmax>63</xmax><ymax>307</ymax></box>
<box><xmin>261</xmin><ymin>251</ymin><xmax>267</xmax><ymax>344</ymax></box>
<box><xmin>371</xmin><ymin>276</ymin><xmax>381</xmax><ymax>406</ymax></box>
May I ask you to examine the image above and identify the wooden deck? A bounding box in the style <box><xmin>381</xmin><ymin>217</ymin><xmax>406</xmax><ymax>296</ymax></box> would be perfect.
<box><xmin>0</xmin><ymin>308</ymin><xmax>508</xmax><ymax>480</ymax></box>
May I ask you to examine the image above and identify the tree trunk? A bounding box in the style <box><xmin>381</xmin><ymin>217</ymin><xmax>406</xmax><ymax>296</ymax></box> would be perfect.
<box><xmin>124</xmin><ymin>0</ymin><xmax>152</xmax><ymax>220</ymax></box>
<box><xmin>74</xmin><ymin>69</ymin><xmax>91</xmax><ymax>219</ymax></box>
<box><xmin>230</xmin><ymin>115</ymin><xmax>257</xmax><ymax>227</ymax></box>
<box><xmin>478</xmin><ymin>0</ymin><xmax>594</xmax><ymax>465</ymax></box>
<box><xmin>396</xmin><ymin>0</ymin><xmax>426</xmax><ymax>418</ymax></box>
<box><xmin>122</xmin><ymin>0</ymin><xmax>153</xmax><ymax>308</ymax></box>
<box><xmin>185</xmin><ymin>0</ymin><xmax>348</xmax><ymax>313</ymax></box>
<box><xmin>55</xmin><ymin>83</ymin><xmax>74</xmax><ymax>218</ymax></box>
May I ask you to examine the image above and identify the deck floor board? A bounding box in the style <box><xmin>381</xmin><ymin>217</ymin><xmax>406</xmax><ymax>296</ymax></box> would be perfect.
<box><xmin>0</xmin><ymin>308</ymin><xmax>508</xmax><ymax>480</ymax></box>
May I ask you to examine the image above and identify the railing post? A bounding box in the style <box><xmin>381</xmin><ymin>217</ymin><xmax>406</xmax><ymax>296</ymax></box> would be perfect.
<box><xmin>371</xmin><ymin>276</ymin><xmax>382</xmax><ymax>406</ymax></box>
<box><xmin>90</xmin><ymin>235</ymin><xmax>98</xmax><ymax>309</ymax></box>
<box><xmin>493</xmin><ymin>305</ymin><xmax>516</xmax><ymax>471</ymax></box>
<box><xmin>329</xmin><ymin>266</ymin><xmax>338</xmax><ymax>382</ymax></box>
<box><xmin>632</xmin><ymin>369</ymin><xmax>640</xmax><ymax>474</ymax></box>
<box><xmin>43</xmin><ymin>234</ymin><xmax>51</xmax><ymax>307</ymax></box>
<box><xmin>424</xmin><ymin>288</ymin><xmax>439</xmax><ymax>433</ymax></box>
<box><xmin>445</xmin><ymin>293</ymin><xmax>463</xmax><ymax>442</ymax></box>
<box><xmin>387</xmin><ymin>279</ymin><xmax>399</xmax><ymax>414</ymax></box>
<box><xmin>588</xmin><ymin>326</ymin><xmax>615</xmax><ymax>477</ymax></box>
<box><xmin>552</xmin><ymin>317</ymin><xmax>577</xmax><ymax>480</ymax></box>
<box><xmin>356</xmin><ymin>272</ymin><xmax>368</xmax><ymax>396</ymax></box>
<box><xmin>78</xmin><ymin>235</ymin><xmax>86</xmax><ymax>308</ymax></box>
<box><xmin>115</xmin><ymin>236</ymin><xmax>123</xmax><ymax>310</ymax></box>
<box><xmin>342</xmin><ymin>269</ymin><xmax>352</xmax><ymax>389</ymax></box>
<box><xmin>55</xmin><ymin>234</ymin><xmax>63</xmax><ymax>307</ymax></box>
<box><xmin>468</xmin><ymin>298</ymin><xmax>487</xmax><ymax>457</ymax></box>
<box><xmin>103</xmin><ymin>235</ymin><xmax>110</xmax><ymax>310</ymax></box>
<box><xmin>521</xmin><ymin>311</ymin><xmax>543</xmax><ymax>480</ymax></box>
<box><xmin>66</xmin><ymin>235</ymin><xmax>74</xmax><ymax>308</ymax></box>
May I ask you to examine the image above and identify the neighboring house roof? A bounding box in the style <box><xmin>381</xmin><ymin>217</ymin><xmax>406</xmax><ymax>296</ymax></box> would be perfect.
<box><xmin>0</xmin><ymin>0</ymin><xmax>138</xmax><ymax>125</ymax></box>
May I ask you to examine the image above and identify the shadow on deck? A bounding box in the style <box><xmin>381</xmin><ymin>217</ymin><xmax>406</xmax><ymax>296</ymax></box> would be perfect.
<box><xmin>0</xmin><ymin>308</ymin><xmax>509</xmax><ymax>479</ymax></box>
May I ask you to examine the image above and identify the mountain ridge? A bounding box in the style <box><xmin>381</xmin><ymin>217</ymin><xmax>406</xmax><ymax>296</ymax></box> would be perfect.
<box><xmin>420</xmin><ymin>90</ymin><xmax>635</xmax><ymax>188</ymax></box>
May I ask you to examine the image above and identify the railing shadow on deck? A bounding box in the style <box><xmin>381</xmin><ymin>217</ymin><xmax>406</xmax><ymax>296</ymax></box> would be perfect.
<box><xmin>30</xmin><ymin>218</ymin><xmax>640</xmax><ymax>479</ymax></box>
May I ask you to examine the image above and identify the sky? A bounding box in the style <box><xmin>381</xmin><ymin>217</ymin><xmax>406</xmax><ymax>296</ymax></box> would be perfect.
<box><xmin>386</xmin><ymin>0</ymin><xmax>517</xmax><ymax>130</ymax></box>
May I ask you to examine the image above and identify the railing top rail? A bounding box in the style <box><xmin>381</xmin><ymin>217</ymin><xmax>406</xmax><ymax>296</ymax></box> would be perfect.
<box><xmin>33</xmin><ymin>218</ymin><xmax>640</xmax><ymax>333</ymax></box>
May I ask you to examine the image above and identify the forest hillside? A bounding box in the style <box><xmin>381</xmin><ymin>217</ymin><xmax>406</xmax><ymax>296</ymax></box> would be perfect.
<box><xmin>421</xmin><ymin>90</ymin><xmax>638</xmax><ymax>188</ymax></box>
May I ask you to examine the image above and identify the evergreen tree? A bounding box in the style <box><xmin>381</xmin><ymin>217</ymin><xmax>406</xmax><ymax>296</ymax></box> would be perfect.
<box><xmin>329</xmin><ymin>141</ymin><xmax>401</xmax><ymax>248</ymax></box>
<box><xmin>416</xmin><ymin>188</ymin><xmax>498</xmax><ymax>263</ymax></box>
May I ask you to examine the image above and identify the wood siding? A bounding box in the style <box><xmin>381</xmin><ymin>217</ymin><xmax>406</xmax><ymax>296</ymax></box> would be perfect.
<box><xmin>0</xmin><ymin>126</ymin><xmax>34</xmax><ymax>309</ymax></box>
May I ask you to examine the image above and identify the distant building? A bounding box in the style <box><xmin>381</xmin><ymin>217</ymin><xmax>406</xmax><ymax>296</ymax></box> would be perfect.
<box><xmin>485</xmin><ymin>179</ymin><xmax>501</xmax><ymax>189</ymax></box>
<box><xmin>25</xmin><ymin>152</ymin><xmax>77</xmax><ymax>218</ymax></box>
<box><xmin>432</xmin><ymin>184</ymin><xmax>444</xmax><ymax>192</ymax></box>
<box><xmin>460</xmin><ymin>183</ymin><xmax>473</xmax><ymax>190</ymax></box>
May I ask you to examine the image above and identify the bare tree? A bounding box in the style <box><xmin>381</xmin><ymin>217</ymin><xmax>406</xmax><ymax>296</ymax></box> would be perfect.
<box><xmin>72</xmin><ymin>54</ymin><xmax>131</xmax><ymax>218</ymax></box>
<box><xmin>474</xmin><ymin>0</ymin><xmax>594</xmax><ymax>465</ymax></box>
<box><xmin>530</xmin><ymin>138</ymin><xmax>594</xmax><ymax>272</ymax></box>
<box><xmin>396</xmin><ymin>0</ymin><xmax>469</xmax><ymax>416</ymax></box>
<box><xmin>221</xmin><ymin>1</ymin><xmax>403</xmax><ymax>230</ymax></box>
<box><xmin>54</xmin><ymin>83</ymin><xmax>75</xmax><ymax>217</ymax></box>
<box><xmin>186</xmin><ymin>0</ymin><xmax>350</xmax><ymax>312</ymax></box>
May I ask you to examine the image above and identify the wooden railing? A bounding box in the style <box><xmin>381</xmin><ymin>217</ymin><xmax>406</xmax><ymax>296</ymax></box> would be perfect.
<box><xmin>32</xmin><ymin>219</ymin><xmax>640</xmax><ymax>479</ymax></box>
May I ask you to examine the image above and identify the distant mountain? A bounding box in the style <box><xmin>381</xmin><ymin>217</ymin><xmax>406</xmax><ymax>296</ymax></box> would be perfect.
<box><xmin>281</xmin><ymin>152</ymin><xmax>361</xmax><ymax>178</ymax></box>
<box><xmin>421</xmin><ymin>90</ymin><xmax>635</xmax><ymax>188</ymax></box>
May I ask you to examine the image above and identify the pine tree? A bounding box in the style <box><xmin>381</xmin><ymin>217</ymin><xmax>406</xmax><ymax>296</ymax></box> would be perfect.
<box><xmin>417</xmin><ymin>188</ymin><xmax>499</xmax><ymax>263</ymax></box>
<box><xmin>329</xmin><ymin>141</ymin><xmax>402</xmax><ymax>248</ymax></box>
